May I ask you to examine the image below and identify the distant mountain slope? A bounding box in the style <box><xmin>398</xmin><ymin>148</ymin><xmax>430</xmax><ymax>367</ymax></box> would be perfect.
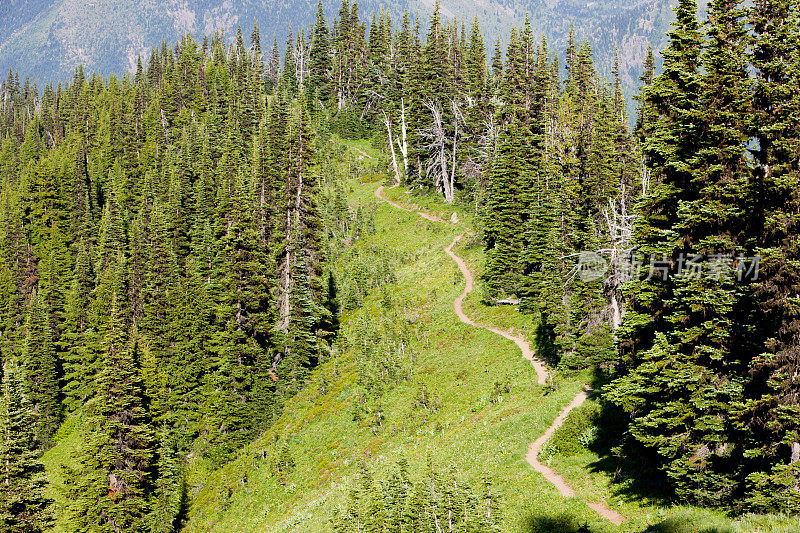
<box><xmin>0</xmin><ymin>0</ymin><xmax>695</xmax><ymax>107</ymax></box>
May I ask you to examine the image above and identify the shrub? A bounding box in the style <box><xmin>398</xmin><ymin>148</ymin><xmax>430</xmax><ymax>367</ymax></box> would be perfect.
<box><xmin>549</xmin><ymin>400</ymin><xmax>601</xmax><ymax>456</ymax></box>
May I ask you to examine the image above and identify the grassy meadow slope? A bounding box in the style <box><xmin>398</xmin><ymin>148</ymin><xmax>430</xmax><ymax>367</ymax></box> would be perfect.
<box><xmin>41</xmin><ymin>140</ymin><xmax>800</xmax><ymax>532</ymax></box>
<box><xmin>182</xmin><ymin>175</ymin><xmax>608</xmax><ymax>532</ymax></box>
<box><xmin>180</xmin><ymin>169</ymin><xmax>800</xmax><ymax>532</ymax></box>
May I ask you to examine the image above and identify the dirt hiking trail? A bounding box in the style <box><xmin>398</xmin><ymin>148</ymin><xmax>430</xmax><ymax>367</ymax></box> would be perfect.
<box><xmin>443</xmin><ymin>235</ymin><xmax>548</xmax><ymax>385</ymax></box>
<box><xmin>375</xmin><ymin>185</ymin><xmax>449</xmax><ymax>223</ymax></box>
<box><xmin>525</xmin><ymin>390</ymin><xmax>625</xmax><ymax>524</ymax></box>
<box><xmin>375</xmin><ymin>185</ymin><xmax>625</xmax><ymax>525</ymax></box>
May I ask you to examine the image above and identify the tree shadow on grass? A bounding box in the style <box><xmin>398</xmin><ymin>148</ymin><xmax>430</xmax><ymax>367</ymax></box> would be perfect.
<box><xmin>644</xmin><ymin>517</ymin><xmax>734</xmax><ymax>533</ymax></box>
<box><xmin>520</xmin><ymin>511</ymin><xmax>734</xmax><ymax>533</ymax></box>
<box><xmin>519</xmin><ymin>512</ymin><xmax>606</xmax><ymax>533</ymax></box>
<box><xmin>578</xmin><ymin>369</ymin><xmax>675</xmax><ymax>509</ymax></box>
<box><xmin>581</xmin><ymin>450</ymin><xmax>672</xmax><ymax>509</ymax></box>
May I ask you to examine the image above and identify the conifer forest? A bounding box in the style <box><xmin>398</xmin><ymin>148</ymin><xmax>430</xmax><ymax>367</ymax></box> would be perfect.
<box><xmin>0</xmin><ymin>0</ymin><xmax>798</xmax><ymax>531</ymax></box>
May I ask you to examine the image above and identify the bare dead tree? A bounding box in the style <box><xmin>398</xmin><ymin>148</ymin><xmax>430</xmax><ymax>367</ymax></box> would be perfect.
<box><xmin>591</xmin><ymin>145</ymin><xmax>650</xmax><ymax>333</ymax></box>
<box><xmin>160</xmin><ymin>108</ymin><xmax>170</xmax><ymax>142</ymax></box>
<box><xmin>599</xmin><ymin>184</ymin><xmax>637</xmax><ymax>332</ymax></box>
<box><xmin>640</xmin><ymin>157</ymin><xmax>651</xmax><ymax>196</ymax></box>
<box><xmin>397</xmin><ymin>97</ymin><xmax>408</xmax><ymax>177</ymax></box>
<box><xmin>360</xmin><ymin>66</ymin><xmax>391</xmax><ymax>119</ymax></box>
<box><xmin>293</xmin><ymin>36</ymin><xmax>307</xmax><ymax>92</ymax></box>
<box><xmin>449</xmin><ymin>99</ymin><xmax>465</xmax><ymax>200</ymax></box>
<box><xmin>382</xmin><ymin>110</ymin><xmax>401</xmax><ymax>185</ymax></box>
<box><xmin>467</xmin><ymin>109</ymin><xmax>498</xmax><ymax>183</ymax></box>
<box><xmin>419</xmin><ymin>98</ymin><xmax>464</xmax><ymax>203</ymax></box>
<box><xmin>419</xmin><ymin>99</ymin><xmax>450</xmax><ymax>202</ymax></box>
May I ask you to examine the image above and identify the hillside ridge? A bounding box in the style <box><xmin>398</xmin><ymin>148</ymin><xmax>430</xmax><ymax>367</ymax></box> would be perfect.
<box><xmin>0</xmin><ymin>0</ymin><xmax>690</xmax><ymax>107</ymax></box>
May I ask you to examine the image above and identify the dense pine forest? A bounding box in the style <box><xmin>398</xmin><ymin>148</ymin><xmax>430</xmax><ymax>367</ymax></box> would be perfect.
<box><xmin>0</xmin><ymin>0</ymin><xmax>798</xmax><ymax>530</ymax></box>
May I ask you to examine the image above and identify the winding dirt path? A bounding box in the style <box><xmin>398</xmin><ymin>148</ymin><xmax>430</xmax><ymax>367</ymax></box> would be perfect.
<box><xmin>527</xmin><ymin>390</ymin><xmax>589</xmax><ymax>498</ymax></box>
<box><xmin>375</xmin><ymin>186</ymin><xmax>449</xmax><ymax>223</ymax></box>
<box><xmin>351</xmin><ymin>146</ymin><xmax>374</xmax><ymax>160</ymax></box>
<box><xmin>443</xmin><ymin>235</ymin><xmax>548</xmax><ymax>385</ymax></box>
<box><xmin>375</xmin><ymin>185</ymin><xmax>624</xmax><ymax>526</ymax></box>
<box><xmin>525</xmin><ymin>393</ymin><xmax>625</xmax><ymax>525</ymax></box>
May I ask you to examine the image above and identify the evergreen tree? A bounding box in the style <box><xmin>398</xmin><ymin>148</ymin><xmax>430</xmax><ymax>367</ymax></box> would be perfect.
<box><xmin>276</xmin><ymin>105</ymin><xmax>324</xmax><ymax>394</ymax></box>
<box><xmin>283</xmin><ymin>28</ymin><xmax>299</xmax><ymax>94</ymax></box>
<box><xmin>20</xmin><ymin>289</ymin><xmax>59</xmax><ymax>445</ymax></box>
<box><xmin>0</xmin><ymin>358</ymin><xmax>53</xmax><ymax>533</ymax></box>
<box><xmin>490</xmin><ymin>39</ymin><xmax>503</xmax><ymax>94</ymax></box>
<box><xmin>611</xmin><ymin>0</ymin><xmax>704</xmax><ymax>364</ymax></box>
<box><xmin>65</xmin><ymin>293</ymin><xmax>155</xmax><ymax>532</ymax></box>
<box><xmin>202</xmin><ymin>167</ymin><xmax>273</xmax><ymax>462</ymax></box>
<box><xmin>482</xmin><ymin>117</ymin><xmax>534</xmax><ymax>296</ymax></box>
<box><xmin>251</xmin><ymin>20</ymin><xmax>264</xmax><ymax>81</ymax></box>
<box><xmin>267</xmin><ymin>38</ymin><xmax>281</xmax><ymax>91</ymax></box>
<box><xmin>635</xmin><ymin>45</ymin><xmax>656</xmax><ymax>140</ymax></box>
<box><xmin>309</xmin><ymin>1</ymin><xmax>333</xmax><ymax>107</ymax></box>
<box><xmin>465</xmin><ymin>17</ymin><xmax>486</xmax><ymax>100</ymax></box>
<box><xmin>606</xmin><ymin>0</ymin><xmax>761</xmax><ymax>506</ymax></box>
<box><xmin>61</xmin><ymin>239</ymin><xmax>94</xmax><ymax>410</ymax></box>
<box><xmin>739</xmin><ymin>0</ymin><xmax>800</xmax><ymax>511</ymax></box>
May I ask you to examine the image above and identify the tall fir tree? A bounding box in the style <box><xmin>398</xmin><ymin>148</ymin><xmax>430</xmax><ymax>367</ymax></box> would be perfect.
<box><xmin>605</xmin><ymin>0</ymin><xmax>761</xmax><ymax>505</ymax></box>
<box><xmin>276</xmin><ymin>105</ymin><xmax>324</xmax><ymax>395</ymax></box>
<box><xmin>739</xmin><ymin>0</ymin><xmax>800</xmax><ymax>511</ymax></box>
<box><xmin>65</xmin><ymin>293</ymin><xmax>155</xmax><ymax>532</ymax></box>
<box><xmin>20</xmin><ymin>289</ymin><xmax>59</xmax><ymax>445</ymax></box>
<box><xmin>309</xmin><ymin>1</ymin><xmax>333</xmax><ymax>108</ymax></box>
<box><xmin>0</xmin><ymin>358</ymin><xmax>53</xmax><ymax>533</ymax></box>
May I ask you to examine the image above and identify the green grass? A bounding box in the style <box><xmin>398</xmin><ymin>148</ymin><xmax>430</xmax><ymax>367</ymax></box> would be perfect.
<box><xmin>41</xmin><ymin>178</ymin><xmax>800</xmax><ymax>532</ymax></box>
<box><xmin>181</xmin><ymin>179</ymin><xmax>610</xmax><ymax>532</ymax></box>
<box><xmin>40</xmin><ymin>411</ymin><xmax>83</xmax><ymax>532</ymax></box>
<box><xmin>379</xmin><ymin>183</ymin><xmax>477</xmax><ymax>227</ymax></box>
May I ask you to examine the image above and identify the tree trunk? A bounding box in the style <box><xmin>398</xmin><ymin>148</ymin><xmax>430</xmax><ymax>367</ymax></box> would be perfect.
<box><xmin>382</xmin><ymin>110</ymin><xmax>401</xmax><ymax>185</ymax></box>
<box><xmin>398</xmin><ymin>98</ymin><xmax>408</xmax><ymax>176</ymax></box>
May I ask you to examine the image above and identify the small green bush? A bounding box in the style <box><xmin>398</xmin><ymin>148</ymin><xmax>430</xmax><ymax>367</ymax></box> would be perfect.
<box><xmin>549</xmin><ymin>400</ymin><xmax>601</xmax><ymax>456</ymax></box>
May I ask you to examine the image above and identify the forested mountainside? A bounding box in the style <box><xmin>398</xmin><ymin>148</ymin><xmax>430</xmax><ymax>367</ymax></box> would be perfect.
<box><xmin>0</xmin><ymin>0</ymin><xmax>695</xmax><ymax>103</ymax></box>
<box><xmin>0</xmin><ymin>0</ymin><xmax>798</xmax><ymax>531</ymax></box>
